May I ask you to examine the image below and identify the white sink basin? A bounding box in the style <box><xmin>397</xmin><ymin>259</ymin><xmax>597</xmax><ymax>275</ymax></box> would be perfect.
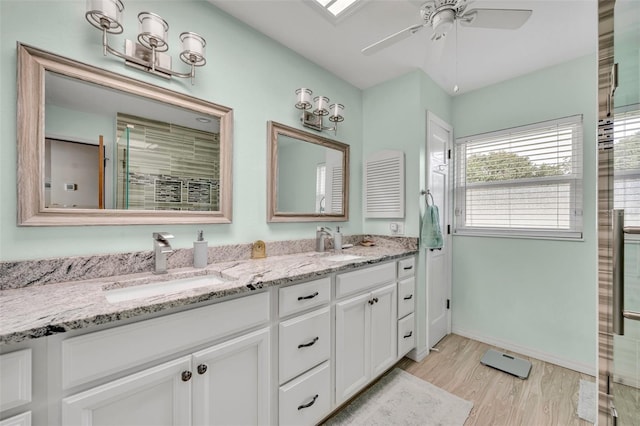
<box><xmin>323</xmin><ymin>254</ymin><xmax>363</xmax><ymax>262</ymax></box>
<box><xmin>104</xmin><ymin>275</ymin><xmax>227</xmax><ymax>304</ymax></box>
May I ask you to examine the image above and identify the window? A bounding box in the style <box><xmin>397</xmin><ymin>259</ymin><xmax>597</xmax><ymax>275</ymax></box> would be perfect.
<box><xmin>309</xmin><ymin>0</ymin><xmax>366</xmax><ymax>22</ymax></box>
<box><xmin>614</xmin><ymin>106</ymin><xmax>640</xmax><ymax>227</ymax></box>
<box><xmin>454</xmin><ymin>115</ymin><xmax>583</xmax><ymax>239</ymax></box>
<box><xmin>316</xmin><ymin>163</ymin><xmax>326</xmax><ymax>213</ymax></box>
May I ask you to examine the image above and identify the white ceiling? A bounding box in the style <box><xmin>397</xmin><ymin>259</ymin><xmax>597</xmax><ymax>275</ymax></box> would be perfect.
<box><xmin>208</xmin><ymin>0</ymin><xmax>597</xmax><ymax>95</ymax></box>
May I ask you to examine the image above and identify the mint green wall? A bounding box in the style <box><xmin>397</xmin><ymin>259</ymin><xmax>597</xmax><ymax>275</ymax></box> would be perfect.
<box><xmin>45</xmin><ymin>105</ymin><xmax>115</xmax><ymax>146</ymax></box>
<box><xmin>0</xmin><ymin>0</ymin><xmax>363</xmax><ymax>261</ymax></box>
<box><xmin>450</xmin><ymin>55</ymin><xmax>598</xmax><ymax>371</ymax></box>
<box><xmin>362</xmin><ymin>69</ymin><xmax>452</xmax><ymax>356</ymax></box>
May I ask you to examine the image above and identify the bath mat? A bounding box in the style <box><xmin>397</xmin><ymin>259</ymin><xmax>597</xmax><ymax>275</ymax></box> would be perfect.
<box><xmin>324</xmin><ymin>368</ymin><xmax>473</xmax><ymax>425</ymax></box>
<box><xmin>577</xmin><ymin>379</ymin><xmax>596</xmax><ymax>424</ymax></box>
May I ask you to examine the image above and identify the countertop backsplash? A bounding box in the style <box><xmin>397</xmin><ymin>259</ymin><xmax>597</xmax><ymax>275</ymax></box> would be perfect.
<box><xmin>0</xmin><ymin>235</ymin><xmax>417</xmax><ymax>290</ymax></box>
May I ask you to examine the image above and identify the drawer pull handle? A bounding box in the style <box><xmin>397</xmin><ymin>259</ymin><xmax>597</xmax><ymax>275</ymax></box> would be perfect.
<box><xmin>181</xmin><ymin>371</ymin><xmax>192</xmax><ymax>382</ymax></box>
<box><xmin>373</xmin><ymin>297</ymin><xmax>379</xmax><ymax>303</ymax></box>
<box><xmin>403</xmin><ymin>294</ymin><xmax>413</xmax><ymax>300</ymax></box>
<box><xmin>403</xmin><ymin>266</ymin><xmax>413</xmax><ymax>270</ymax></box>
<box><xmin>197</xmin><ymin>364</ymin><xmax>208</xmax><ymax>375</ymax></box>
<box><xmin>298</xmin><ymin>337</ymin><xmax>319</xmax><ymax>349</ymax></box>
<box><xmin>403</xmin><ymin>331</ymin><xmax>413</xmax><ymax>339</ymax></box>
<box><xmin>298</xmin><ymin>292</ymin><xmax>319</xmax><ymax>301</ymax></box>
<box><xmin>298</xmin><ymin>394</ymin><xmax>319</xmax><ymax>410</ymax></box>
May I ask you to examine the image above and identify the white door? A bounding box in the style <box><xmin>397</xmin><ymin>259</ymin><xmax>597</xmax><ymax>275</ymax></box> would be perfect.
<box><xmin>335</xmin><ymin>292</ymin><xmax>371</xmax><ymax>404</ymax></box>
<box><xmin>62</xmin><ymin>356</ymin><xmax>192</xmax><ymax>426</ymax></box>
<box><xmin>426</xmin><ymin>111</ymin><xmax>453</xmax><ymax>349</ymax></box>
<box><xmin>192</xmin><ymin>328</ymin><xmax>270</xmax><ymax>426</ymax></box>
<box><xmin>369</xmin><ymin>283</ymin><xmax>397</xmax><ymax>377</ymax></box>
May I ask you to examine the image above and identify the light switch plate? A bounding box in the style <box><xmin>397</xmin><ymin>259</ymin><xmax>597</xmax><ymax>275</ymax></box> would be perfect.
<box><xmin>390</xmin><ymin>222</ymin><xmax>404</xmax><ymax>235</ymax></box>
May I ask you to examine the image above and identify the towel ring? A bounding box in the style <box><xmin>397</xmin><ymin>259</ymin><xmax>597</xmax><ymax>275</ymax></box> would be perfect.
<box><xmin>421</xmin><ymin>189</ymin><xmax>434</xmax><ymax>206</ymax></box>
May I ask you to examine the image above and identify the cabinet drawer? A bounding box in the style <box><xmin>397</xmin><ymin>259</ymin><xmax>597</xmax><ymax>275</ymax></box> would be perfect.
<box><xmin>62</xmin><ymin>291</ymin><xmax>270</xmax><ymax>389</ymax></box>
<box><xmin>279</xmin><ymin>307</ymin><xmax>330</xmax><ymax>384</ymax></box>
<box><xmin>397</xmin><ymin>257</ymin><xmax>415</xmax><ymax>279</ymax></box>
<box><xmin>0</xmin><ymin>349</ymin><xmax>31</xmax><ymax>411</ymax></box>
<box><xmin>398</xmin><ymin>277</ymin><xmax>415</xmax><ymax>318</ymax></box>
<box><xmin>0</xmin><ymin>412</ymin><xmax>31</xmax><ymax>426</ymax></box>
<box><xmin>279</xmin><ymin>361</ymin><xmax>330</xmax><ymax>426</ymax></box>
<box><xmin>398</xmin><ymin>313</ymin><xmax>415</xmax><ymax>357</ymax></box>
<box><xmin>279</xmin><ymin>277</ymin><xmax>330</xmax><ymax>318</ymax></box>
<box><xmin>336</xmin><ymin>262</ymin><xmax>395</xmax><ymax>298</ymax></box>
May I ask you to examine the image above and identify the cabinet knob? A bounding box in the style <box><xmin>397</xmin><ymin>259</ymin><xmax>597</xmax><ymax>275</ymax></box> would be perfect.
<box><xmin>373</xmin><ymin>297</ymin><xmax>379</xmax><ymax>303</ymax></box>
<box><xmin>197</xmin><ymin>364</ymin><xmax>208</xmax><ymax>375</ymax></box>
<box><xmin>368</xmin><ymin>299</ymin><xmax>373</xmax><ymax>305</ymax></box>
<box><xmin>181</xmin><ymin>370</ymin><xmax>192</xmax><ymax>382</ymax></box>
<box><xmin>297</xmin><ymin>394</ymin><xmax>319</xmax><ymax>411</ymax></box>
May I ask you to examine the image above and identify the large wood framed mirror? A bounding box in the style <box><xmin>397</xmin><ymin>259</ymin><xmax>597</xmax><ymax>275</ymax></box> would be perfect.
<box><xmin>267</xmin><ymin>121</ymin><xmax>349</xmax><ymax>222</ymax></box>
<box><xmin>17</xmin><ymin>43</ymin><xmax>233</xmax><ymax>226</ymax></box>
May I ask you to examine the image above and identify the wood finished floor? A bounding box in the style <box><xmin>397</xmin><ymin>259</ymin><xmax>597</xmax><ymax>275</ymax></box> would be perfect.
<box><xmin>396</xmin><ymin>334</ymin><xmax>595</xmax><ymax>426</ymax></box>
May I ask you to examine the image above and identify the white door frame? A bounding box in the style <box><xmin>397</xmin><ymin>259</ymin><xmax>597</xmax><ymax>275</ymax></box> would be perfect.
<box><xmin>425</xmin><ymin>110</ymin><xmax>453</xmax><ymax>350</ymax></box>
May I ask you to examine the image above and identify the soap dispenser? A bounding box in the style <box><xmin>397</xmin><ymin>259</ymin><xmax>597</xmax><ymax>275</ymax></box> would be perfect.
<box><xmin>334</xmin><ymin>226</ymin><xmax>343</xmax><ymax>251</ymax></box>
<box><xmin>193</xmin><ymin>230</ymin><xmax>208</xmax><ymax>268</ymax></box>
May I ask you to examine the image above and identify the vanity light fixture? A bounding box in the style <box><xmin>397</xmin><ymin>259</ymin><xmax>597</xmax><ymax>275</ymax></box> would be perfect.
<box><xmin>85</xmin><ymin>0</ymin><xmax>206</xmax><ymax>84</ymax></box>
<box><xmin>295</xmin><ymin>88</ymin><xmax>345</xmax><ymax>135</ymax></box>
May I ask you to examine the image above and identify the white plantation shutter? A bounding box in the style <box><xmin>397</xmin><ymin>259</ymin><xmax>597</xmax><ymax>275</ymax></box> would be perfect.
<box><xmin>364</xmin><ymin>150</ymin><xmax>405</xmax><ymax>218</ymax></box>
<box><xmin>454</xmin><ymin>115</ymin><xmax>583</xmax><ymax>239</ymax></box>
<box><xmin>614</xmin><ymin>106</ymin><xmax>640</xmax><ymax>227</ymax></box>
<box><xmin>331</xmin><ymin>165</ymin><xmax>343</xmax><ymax>213</ymax></box>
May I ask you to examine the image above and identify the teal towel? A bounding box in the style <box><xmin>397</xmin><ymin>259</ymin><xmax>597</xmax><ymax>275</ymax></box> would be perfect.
<box><xmin>421</xmin><ymin>204</ymin><xmax>443</xmax><ymax>249</ymax></box>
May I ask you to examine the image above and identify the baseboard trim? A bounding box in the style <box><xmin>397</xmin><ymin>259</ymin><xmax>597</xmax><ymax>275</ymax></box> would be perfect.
<box><xmin>452</xmin><ymin>327</ymin><xmax>596</xmax><ymax>377</ymax></box>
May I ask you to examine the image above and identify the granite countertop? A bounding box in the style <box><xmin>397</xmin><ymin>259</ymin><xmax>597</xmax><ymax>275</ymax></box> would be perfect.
<box><xmin>0</xmin><ymin>244</ymin><xmax>417</xmax><ymax>345</ymax></box>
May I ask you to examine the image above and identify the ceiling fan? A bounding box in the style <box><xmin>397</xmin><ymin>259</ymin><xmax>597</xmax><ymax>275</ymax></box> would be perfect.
<box><xmin>361</xmin><ymin>0</ymin><xmax>532</xmax><ymax>56</ymax></box>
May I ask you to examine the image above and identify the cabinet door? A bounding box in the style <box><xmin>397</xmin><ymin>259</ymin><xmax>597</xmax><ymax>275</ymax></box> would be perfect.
<box><xmin>370</xmin><ymin>283</ymin><xmax>397</xmax><ymax>377</ymax></box>
<box><xmin>62</xmin><ymin>356</ymin><xmax>192</xmax><ymax>426</ymax></box>
<box><xmin>192</xmin><ymin>328</ymin><xmax>270</xmax><ymax>426</ymax></box>
<box><xmin>335</xmin><ymin>292</ymin><xmax>371</xmax><ymax>404</ymax></box>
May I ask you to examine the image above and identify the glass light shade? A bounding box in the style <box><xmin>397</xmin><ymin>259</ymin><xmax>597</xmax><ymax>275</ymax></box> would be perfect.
<box><xmin>179</xmin><ymin>32</ymin><xmax>206</xmax><ymax>66</ymax></box>
<box><xmin>85</xmin><ymin>0</ymin><xmax>124</xmax><ymax>34</ymax></box>
<box><xmin>313</xmin><ymin>96</ymin><xmax>330</xmax><ymax>116</ymax></box>
<box><xmin>328</xmin><ymin>103</ymin><xmax>344</xmax><ymax>122</ymax></box>
<box><xmin>137</xmin><ymin>12</ymin><xmax>169</xmax><ymax>52</ymax></box>
<box><xmin>295</xmin><ymin>88</ymin><xmax>313</xmax><ymax>110</ymax></box>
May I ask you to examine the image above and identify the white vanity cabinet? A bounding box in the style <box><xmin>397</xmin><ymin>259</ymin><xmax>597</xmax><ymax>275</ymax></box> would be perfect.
<box><xmin>397</xmin><ymin>257</ymin><xmax>416</xmax><ymax>357</ymax></box>
<box><xmin>334</xmin><ymin>263</ymin><xmax>398</xmax><ymax>404</ymax></box>
<box><xmin>62</xmin><ymin>355</ymin><xmax>192</xmax><ymax>425</ymax></box>
<box><xmin>61</xmin><ymin>292</ymin><xmax>271</xmax><ymax>426</ymax></box>
<box><xmin>277</xmin><ymin>278</ymin><xmax>331</xmax><ymax>426</ymax></box>
<box><xmin>0</xmin><ymin>349</ymin><xmax>32</xmax><ymax>426</ymax></box>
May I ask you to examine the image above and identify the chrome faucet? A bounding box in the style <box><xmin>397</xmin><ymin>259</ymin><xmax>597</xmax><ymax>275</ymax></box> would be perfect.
<box><xmin>152</xmin><ymin>232</ymin><xmax>174</xmax><ymax>274</ymax></box>
<box><xmin>315</xmin><ymin>226</ymin><xmax>333</xmax><ymax>252</ymax></box>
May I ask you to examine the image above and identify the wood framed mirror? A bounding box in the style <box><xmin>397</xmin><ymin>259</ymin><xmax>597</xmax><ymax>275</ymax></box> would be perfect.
<box><xmin>267</xmin><ymin>121</ymin><xmax>349</xmax><ymax>222</ymax></box>
<box><xmin>17</xmin><ymin>43</ymin><xmax>233</xmax><ymax>226</ymax></box>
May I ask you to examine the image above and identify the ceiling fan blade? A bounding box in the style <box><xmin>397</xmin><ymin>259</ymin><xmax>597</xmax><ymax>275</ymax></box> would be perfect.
<box><xmin>460</xmin><ymin>9</ymin><xmax>532</xmax><ymax>30</ymax></box>
<box><xmin>361</xmin><ymin>23</ymin><xmax>427</xmax><ymax>56</ymax></box>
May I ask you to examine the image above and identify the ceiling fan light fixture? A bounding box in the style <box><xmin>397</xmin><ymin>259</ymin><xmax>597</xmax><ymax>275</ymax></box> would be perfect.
<box><xmin>431</xmin><ymin>9</ymin><xmax>455</xmax><ymax>40</ymax></box>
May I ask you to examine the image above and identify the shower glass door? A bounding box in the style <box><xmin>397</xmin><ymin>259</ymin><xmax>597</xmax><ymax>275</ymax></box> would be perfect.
<box><xmin>611</xmin><ymin>0</ymin><xmax>640</xmax><ymax>423</ymax></box>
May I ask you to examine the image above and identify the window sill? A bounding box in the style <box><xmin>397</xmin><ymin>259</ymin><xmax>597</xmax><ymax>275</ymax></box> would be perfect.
<box><xmin>453</xmin><ymin>229</ymin><xmax>584</xmax><ymax>242</ymax></box>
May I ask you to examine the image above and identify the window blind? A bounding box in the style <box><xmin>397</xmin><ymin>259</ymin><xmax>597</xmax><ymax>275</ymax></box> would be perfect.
<box><xmin>454</xmin><ymin>115</ymin><xmax>583</xmax><ymax>239</ymax></box>
<box><xmin>613</xmin><ymin>106</ymin><xmax>640</xmax><ymax>227</ymax></box>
